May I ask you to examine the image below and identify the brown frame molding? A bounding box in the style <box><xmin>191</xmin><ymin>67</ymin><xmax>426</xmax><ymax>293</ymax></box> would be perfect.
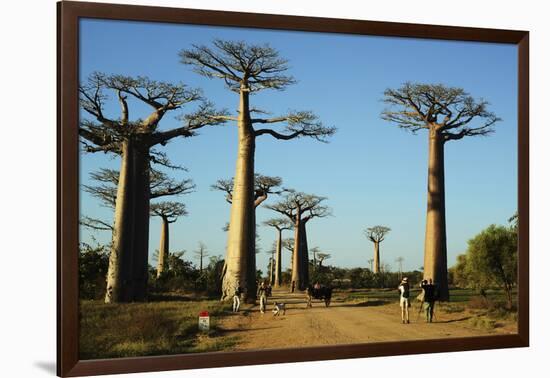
<box><xmin>57</xmin><ymin>1</ymin><xmax>529</xmax><ymax>376</ymax></box>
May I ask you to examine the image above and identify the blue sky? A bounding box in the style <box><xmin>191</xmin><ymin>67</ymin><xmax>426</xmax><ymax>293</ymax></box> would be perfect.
<box><xmin>79</xmin><ymin>18</ymin><xmax>517</xmax><ymax>274</ymax></box>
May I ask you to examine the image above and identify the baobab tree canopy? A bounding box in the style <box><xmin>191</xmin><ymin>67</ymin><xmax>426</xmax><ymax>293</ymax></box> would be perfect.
<box><xmin>211</xmin><ymin>174</ymin><xmax>284</xmax><ymax>207</ymax></box>
<box><xmin>79</xmin><ymin>73</ymin><xmax>228</xmax><ymax>152</ymax></box>
<box><xmin>365</xmin><ymin>226</ymin><xmax>391</xmax><ymax>243</ymax></box>
<box><xmin>180</xmin><ymin>40</ymin><xmax>336</xmax><ymax>141</ymax></box>
<box><xmin>150</xmin><ymin>202</ymin><xmax>188</xmax><ymax>223</ymax></box>
<box><xmin>381</xmin><ymin>82</ymin><xmax>500</xmax><ymax>141</ymax></box>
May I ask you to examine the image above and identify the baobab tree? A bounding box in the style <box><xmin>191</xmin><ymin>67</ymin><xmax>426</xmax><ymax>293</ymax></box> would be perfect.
<box><xmin>364</xmin><ymin>226</ymin><xmax>391</xmax><ymax>274</ymax></box>
<box><xmin>382</xmin><ymin>82</ymin><xmax>500</xmax><ymax>300</ymax></box>
<box><xmin>212</xmin><ymin>174</ymin><xmax>283</xmax><ymax>301</ymax></box>
<box><xmin>266</xmin><ymin>192</ymin><xmax>331</xmax><ymax>290</ymax></box>
<box><xmin>395</xmin><ymin>256</ymin><xmax>404</xmax><ymax>281</ymax></box>
<box><xmin>80</xmin><ymin>73</ymin><xmax>226</xmax><ymax>303</ymax></box>
<box><xmin>266</xmin><ymin>247</ymin><xmax>275</xmax><ymax>284</ymax></box>
<box><xmin>182</xmin><ymin>40</ymin><xmax>335</xmax><ymax>302</ymax></box>
<box><xmin>150</xmin><ymin>202</ymin><xmax>187</xmax><ymax>278</ymax></box>
<box><xmin>263</xmin><ymin>218</ymin><xmax>292</xmax><ymax>287</ymax></box>
<box><xmin>82</xmin><ymin>165</ymin><xmax>194</xmax><ymax>302</ymax></box>
<box><xmin>194</xmin><ymin>242</ymin><xmax>210</xmax><ymax>272</ymax></box>
<box><xmin>316</xmin><ymin>252</ymin><xmax>331</xmax><ymax>268</ymax></box>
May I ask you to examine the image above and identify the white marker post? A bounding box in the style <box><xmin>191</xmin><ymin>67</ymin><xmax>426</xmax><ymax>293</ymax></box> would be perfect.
<box><xmin>198</xmin><ymin>311</ymin><xmax>210</xmax><ymax>332</ymax></box>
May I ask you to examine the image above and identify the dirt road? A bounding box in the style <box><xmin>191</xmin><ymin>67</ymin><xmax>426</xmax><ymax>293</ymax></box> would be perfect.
<box><xmin>219</xmin><ymin>289</ymin><xmax>516</xmax><ymax>350</ymax></box>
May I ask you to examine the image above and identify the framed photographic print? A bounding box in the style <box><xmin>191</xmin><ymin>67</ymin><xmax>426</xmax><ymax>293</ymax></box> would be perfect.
<box><xmin>57</xmin><ymin>1</ymin><xmax>529</xmax><ymax>376</ymax></box>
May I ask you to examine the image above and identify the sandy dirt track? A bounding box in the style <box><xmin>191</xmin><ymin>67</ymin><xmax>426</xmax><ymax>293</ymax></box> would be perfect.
<box><xmin>219</xmin><ymin>289</ymin><xmax>516</xmax><ymax>351</ymax></box>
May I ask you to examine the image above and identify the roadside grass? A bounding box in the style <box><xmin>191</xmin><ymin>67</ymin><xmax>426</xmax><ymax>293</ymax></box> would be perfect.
<box><xmin>79</xmin><ymin>298</ymin><xmax>237</xmax><ymax>360</ymax></box>
<box><xmin>338</xmin><ymin>288</ymin><xmax>517</xmax><ymax>329</ymax></box>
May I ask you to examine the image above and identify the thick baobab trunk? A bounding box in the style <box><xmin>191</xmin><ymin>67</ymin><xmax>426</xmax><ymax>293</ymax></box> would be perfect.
<box><xmin>274</xmin><ymin>229</ymin><xmax>283</xmax><ymax>287</ymax></box>
<box><xmin>157</xmin><ymin>217</ymin><xmax>169</xmax><ymax>278</ymax></box>
<box><xmin>373</xmin><ymin>241</ymin><xmax>380</xmax><ymax>274</ymax></box>
<box><xmin>269</xmin><ymin>257</ymin><xmax>275</xmax><ymax>283</ymax></box>
<box><xmin>130</xmin><ymin>142</ymin><xmax>151</xmax><ymax>301</ymax></box>
<box><xmin>300</xmin><ymin>223</ymin><xmax>310</xmax><ymax>289</ymax></box>
<box><xmin>291</xmin><ymin>218</ymin><xmax>303</xmax><ymax>291</ymax></box>
<box><xmin>222</xmin><ymin>88</ymin><xmax>257</xmax><ymax>302</ymax></box>
<box><xmin>423</xmin><ymin>130</ymin><xmax>449</xmax><ymax>300</ymax></box>
<box><xmin>105</xmin><ymin>140</ymin><xmax>136</xmax><ymax>303</ymax></box>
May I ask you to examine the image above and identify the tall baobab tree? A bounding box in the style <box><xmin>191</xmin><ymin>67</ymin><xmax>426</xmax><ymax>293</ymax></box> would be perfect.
<box><xmin>266</xmin><ymin>247</ymin><xmax>275</xmax><ymax>284</ymax></box>
<box><xmin>395</xmin><ymin>256</ymin><xmax>404</xmax><ymax>281</ymax></box>
<box><xmin>364</xmin><ymin>226</ymin><xmax>391</xmax><ymax>274</ymax></box>
<box><xmin>266</xmin><ymin>192</ymin><xmax>331</xmax><ymax>291</ymax></box>
<box><xmin>382</xmin><ymin>83</ymin><xmax>500</xmax><ymax>300</ymax></box>
<box><xmin>212</xmin><ymin>174</ymin><xmax>283</xmax><ymax>301</ymax></box>
<box><xmin>82</xmin><ymin>165</ymin><xmax>194</xmax><ymax>301</ymax></box>
<box><xmin>194</xmin><ymin>242</ymin><xmax>210</xmax><ymax>272</ymax></box>
<box><xmin>80</xmin><ymin>73</ymin><xmax>226</xmax><ymax>303</ymax></box>
<box><xmin>263</xmin><ymin>218</ymin><xmax>292</xmax><ymax>287</ymax></box>
<box><xmin>182</xmin><ymin>40</ymin><xmax>335</xmax><ymax>302</ymax></box>
<box><xmin>150</xmin><ymin>202</ymin><xmax>187</xmax><ymax>278</ymax></box>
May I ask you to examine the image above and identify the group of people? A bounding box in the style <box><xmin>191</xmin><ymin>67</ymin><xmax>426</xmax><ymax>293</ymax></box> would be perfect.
<box><xmin>397</xmin><ymin>277</ymin><xmax>438</xmax><ymax>324</ymax></box>
<box><xmin>232</xmin><ymin>281</ymin><xmax>273</xmax><ymax>314</ymax></box>
<box><xmin>233</xmin><ymin>278</ymin><xmax>439</xmax><ymax>322</ymax></box>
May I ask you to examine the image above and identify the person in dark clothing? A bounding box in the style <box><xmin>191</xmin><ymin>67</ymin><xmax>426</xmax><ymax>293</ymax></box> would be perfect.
<box><xmin>420</xmin><ymin>278</ymin><xmax>436</xmax><ymax>322</ymax></box>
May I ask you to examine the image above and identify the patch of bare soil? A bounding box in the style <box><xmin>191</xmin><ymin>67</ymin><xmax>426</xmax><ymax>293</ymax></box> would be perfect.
<box><xmin>218</xmin><ymin>289</ymin><xmax>517</xmax><ymax>351</ymax></box>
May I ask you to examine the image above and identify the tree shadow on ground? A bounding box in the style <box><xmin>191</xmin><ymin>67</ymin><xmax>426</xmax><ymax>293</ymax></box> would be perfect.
<box><xmin>327</xmin><ymin>300</ymin><xmax>389</xmax><ymax>308</ymax></box>
<box><xmin>433</xmin><ymin>316</ymin><xmax>472</xmax><ymax>323</ymax></box>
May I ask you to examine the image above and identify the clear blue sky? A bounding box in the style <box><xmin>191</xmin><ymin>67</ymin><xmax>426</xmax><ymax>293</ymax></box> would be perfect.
<box><xmin>79</xmin><ymin>18</ymin><xmax>517</xmax><ymax>274</ymax></box>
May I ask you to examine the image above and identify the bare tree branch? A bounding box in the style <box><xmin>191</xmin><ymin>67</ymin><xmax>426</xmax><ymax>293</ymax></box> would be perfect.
<box><xmin>150</xmin><ymin>201</ymin><xmax>188</xmax><ymax>223</ymax></box>
<box><xmin>382</xmin><ymin>82</ymin><xmax>500</xmax><ymax>142</ymax></box>
<box><xmin>364</xmin><ymin>225</ymin><xmax>391</xmax><ymax>243</ymax></box>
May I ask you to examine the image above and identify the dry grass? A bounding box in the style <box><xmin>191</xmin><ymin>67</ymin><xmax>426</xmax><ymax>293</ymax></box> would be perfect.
<box><xmin>79</xmin><ymin>299</ymin><xmax>236</xmax><ymax>359</ymax></box>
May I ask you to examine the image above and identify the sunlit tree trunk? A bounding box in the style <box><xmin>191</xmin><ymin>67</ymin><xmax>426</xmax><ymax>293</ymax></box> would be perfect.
<box><xmin>423</xmin><ymin>129</ymin><xmax>449</xmax><ymax>300</ymax></box>
<box><xmin>300</xmin><ymin>223</ymin><xmax>309</xmax><ymax>288</ymax></box>
<box><xmin>222</xmin><ymin>87</ymin><xmax>257</xmax><ymax>302</ymax></box>
<box><xmin>274</xmin><ymin>229</ymin><xmax>283</xmax><ymax>287</ymax></box>
<box><xmin>157</xmin><ymin>216</ymin><xmax>169</xmax><ymax>278</ymax></box>
<box><xmin>373</xmin><ymin>241</ymin><xmax>380</xmax><ymax>274</ymax></box>
<box><xmin>105</xmin><ymin>140</ymin><xmax>136</xmax><ymax>303</ymax></box>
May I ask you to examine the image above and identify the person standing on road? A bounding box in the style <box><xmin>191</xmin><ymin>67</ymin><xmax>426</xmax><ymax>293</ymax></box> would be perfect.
<box><xmin>258</xmin><ymin>281</ymin><xmax>268</xmax><ymax>314</ymax></box>
<box><xmin>420</xmin><ymin>278</ymin><xmax>436</xmax><ymax>322</ymax></box>
<box><xmin>398</xmin><ymin>277</ymin><xmax>411</xmax><ymax>323</ymax></box>
<box><xmin>232</xmin><ymin>286</ymin><xmax>242</xmax><ymax>313</ymax></box>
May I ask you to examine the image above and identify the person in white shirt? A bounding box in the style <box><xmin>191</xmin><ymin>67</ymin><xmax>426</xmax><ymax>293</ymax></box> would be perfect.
<box><xmin>398</xmin><ymin>277</ymin><xmax>411</xmax><ymax>324</ymax></box>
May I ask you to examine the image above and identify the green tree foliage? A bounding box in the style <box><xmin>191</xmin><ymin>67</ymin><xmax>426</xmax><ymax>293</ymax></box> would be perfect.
<box><xmin>79</xmin><ymin>240</ymin><xmax>110</xmax><ymax>300</ymax></box>
<box><xmin>465</xmin><ymin>224</ymin><xmax>517</xmax><ymax>308</ymax></box>
<box><xmin>203</xmin><ymin>256</ymin><xmax>226</xmax><ymax>296</ymax></box>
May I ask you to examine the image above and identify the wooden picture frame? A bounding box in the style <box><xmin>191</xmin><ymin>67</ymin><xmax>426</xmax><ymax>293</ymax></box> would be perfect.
<box><xmin>57</xmin><ymin>1</ymin><xmax>529</xmax><ymax>376</ymax></box>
